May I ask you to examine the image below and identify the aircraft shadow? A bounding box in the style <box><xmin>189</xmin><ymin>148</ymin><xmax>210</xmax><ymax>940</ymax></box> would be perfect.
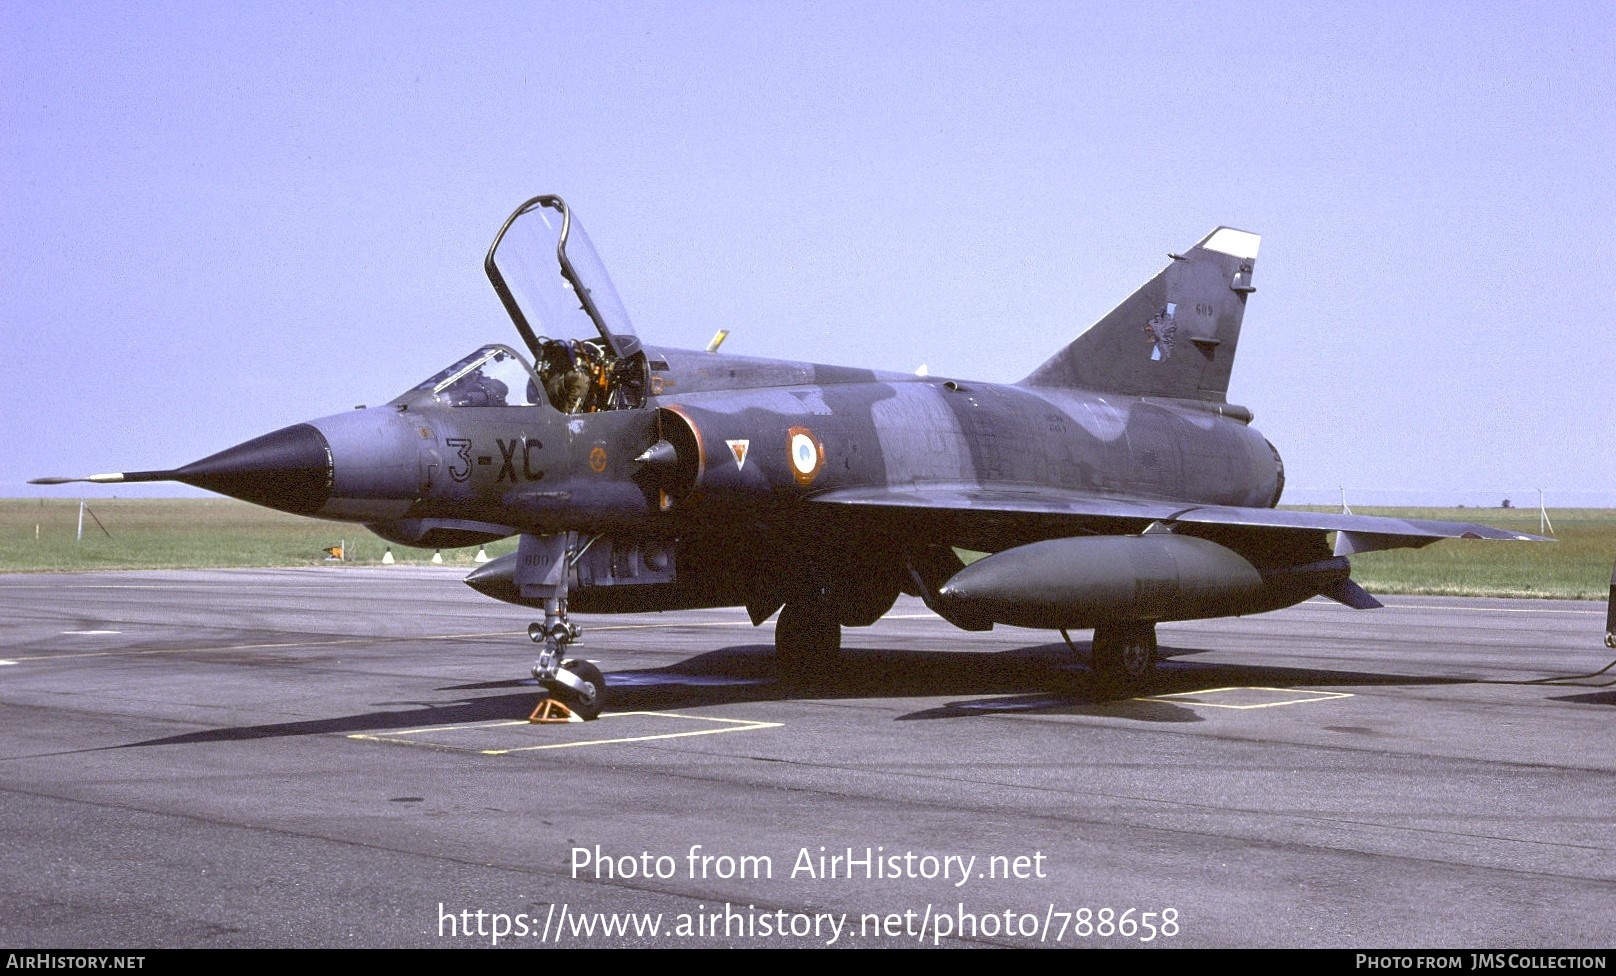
<box><xmin>114</xmin><ymin>691</ymin><xmax>547</xmax><ymax>750</ymax></box>
<box><xmin>592</xmin><ymin>642</ymin><xmax>1474</xmax><ymax>723</ymax></box>
<box><xmin>112</xmin><ymin>640</ymin><xmax>1487</xmax><ymax>749</ymax></box>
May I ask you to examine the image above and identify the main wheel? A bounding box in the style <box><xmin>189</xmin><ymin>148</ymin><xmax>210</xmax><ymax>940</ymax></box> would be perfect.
<box><xmin>1091</xmin><ymin>623</ymin><xmax>1157</xmax><ymax>694</ymax></box>
<box><xmin>775</xmin><ymin>600</ymin><xmax>841</xmax><ymax>682</ymax></box>
<box><xmin>553</xmin><ymin>658</ymin><xmax>606</xmax><ymax>720</ymax></box>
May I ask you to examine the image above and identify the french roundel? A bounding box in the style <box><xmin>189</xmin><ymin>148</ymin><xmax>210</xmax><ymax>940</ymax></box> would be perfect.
<box><xmin>787</xmin><ymin>426</ymin><xmax>824</xmax><ymax>485</ymax></box>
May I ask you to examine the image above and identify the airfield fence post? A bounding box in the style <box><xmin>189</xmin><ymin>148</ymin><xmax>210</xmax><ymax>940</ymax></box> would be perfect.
<box><xmin>77</xmin><ymin>500</ymin><xmax>84</xmax><ymax>542</ymax></box>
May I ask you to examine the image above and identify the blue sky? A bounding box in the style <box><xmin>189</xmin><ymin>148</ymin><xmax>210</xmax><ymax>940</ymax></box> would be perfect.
<box><xmin>4</xmin><ymin>1</ymin><xmax>1612</xmax><ymax>505</ymax></box>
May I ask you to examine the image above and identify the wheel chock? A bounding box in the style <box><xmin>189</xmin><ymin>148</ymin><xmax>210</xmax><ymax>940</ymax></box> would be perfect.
<box><xmin>530</xmin><ymin>697</ymin><xmax>582</xmax><ymax>724</ymax></box>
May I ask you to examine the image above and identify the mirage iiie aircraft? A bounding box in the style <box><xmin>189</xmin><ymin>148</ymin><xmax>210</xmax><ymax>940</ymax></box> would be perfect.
<box><xmin>36</xmin><ymin>195</ymin><xmax>1544</xmax><ymax>719</ymax></box>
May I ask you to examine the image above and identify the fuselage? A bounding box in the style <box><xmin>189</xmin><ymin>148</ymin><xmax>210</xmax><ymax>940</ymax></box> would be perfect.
<box><xmin>270</xmin><ymin>342</ymin><xmax>1282</xmax><ymax>553</ymax></box>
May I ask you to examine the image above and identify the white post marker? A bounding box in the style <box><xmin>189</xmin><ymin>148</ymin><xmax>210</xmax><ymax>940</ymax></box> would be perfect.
<box><xmin>1539</xmin><ymin>488</ymin><xmax>1554</xmax><ymax>536</ymax></box>
<box><xmin>431</xmin><ymin>549</ymin><xmax>443</xmax><ymax>564</ymax></box>
<box><xmin>381</xmin><ymin>547</ymin><xmax>395</xmax><ymax>565</ymax></box>
<box><xmin>77</xmin><ymin>500</ymin><xmax>85</xmax><ymax>542</ymax></box>
<box><xmin>474</xmin><ymin>546</ymin><xmax>490</xmax><ymax>563</ymax></box>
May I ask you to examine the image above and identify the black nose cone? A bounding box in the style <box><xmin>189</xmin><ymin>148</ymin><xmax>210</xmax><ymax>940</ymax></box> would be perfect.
<box><xmin>171</xmin><ymin>423</ymin><xmax>333</xmax><ymax>515</ymax></box>
<box><xmin>463</xmin><ymin>552</ymin><xmax>523</xmax><ymax>606</ymax></box>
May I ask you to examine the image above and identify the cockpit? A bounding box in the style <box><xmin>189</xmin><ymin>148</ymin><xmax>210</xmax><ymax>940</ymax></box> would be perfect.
<box><xmin>479</xmin><ymin>195</ymin><xmax>648</xmax><ymax>413</ymax></box>
<box><xmin>404</xmin><ymin>337</ymin><xmax>645</xmax><ymax>414</ymax></box>
<box><xmin>408</xmin><ymin>345</ymin><xmax>543</xmax><ymax>409</ymax></box>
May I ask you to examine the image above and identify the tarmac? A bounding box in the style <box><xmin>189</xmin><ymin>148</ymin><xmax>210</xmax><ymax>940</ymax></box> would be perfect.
<box><xmin>2</xmin><ymin>566</ymin><xmax>1612</xmax><ymax>948</ymax></box>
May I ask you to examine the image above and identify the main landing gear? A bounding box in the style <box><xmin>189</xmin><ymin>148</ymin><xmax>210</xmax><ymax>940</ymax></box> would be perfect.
<box><xmin>1065</xmin><ymin>621</ymin><xmax>1158</xmax><ymax>695</ymax></box>
<box><xmin>774</xmin><ymin>597</ymin><xmax>841</xmax><ymax>683</ymax></box>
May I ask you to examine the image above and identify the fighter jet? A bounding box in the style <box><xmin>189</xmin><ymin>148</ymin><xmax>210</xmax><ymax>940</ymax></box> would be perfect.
<box><xmin>35</xmin><ymin>195</ymin><xmax>1546</xmax><ymax>719</ymax></box>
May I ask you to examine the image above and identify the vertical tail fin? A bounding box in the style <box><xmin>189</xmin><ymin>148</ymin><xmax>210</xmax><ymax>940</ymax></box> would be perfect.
<box><xmin>1020</xmin><ymin>227</ymin><xmax>1259</xmax><ymax>403</ymax></box>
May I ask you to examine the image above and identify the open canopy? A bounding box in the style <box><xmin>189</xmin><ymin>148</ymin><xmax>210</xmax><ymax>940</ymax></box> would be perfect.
<box><xmin>485</xmin><ymin>195</ymin><xmax>641</xmax><ymax>362</ymax></box>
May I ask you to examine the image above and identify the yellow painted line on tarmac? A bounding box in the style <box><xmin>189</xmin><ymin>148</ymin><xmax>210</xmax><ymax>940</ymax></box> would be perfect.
<box><xmin>376</xmin><ymin>719</ymin><xmax>532</xmax><ymax>736</ymax></box>
<box><xmin>1148</xmin><ymin>686</ymin><xmax>1354</xmax><ymax>710</ymax></box>
<box><xmin>0</xmin><ymin>606</ymin><xmax>1048</xmax><ymax>666</ymax></box>
<box><xmin>11</xmin><ymin>613</ymin><xmax>793</xmax><ymax>663</ymax></box>
<box><xmin>490</xmin><ymin>713</ymin><xmax>782</xmax><ymax>754</ymax></box>
<box><xmin>1389</xmin><ymin>604</ymin><xmax>1601</xmax><ymax>615</ymax></box>
<box><xmin>13</xmin><ymin>617</ymin><xmax>767</xmax><ymax>661</ymax></box>
<box><xmin>1</xmin><ymin>584</ymin><xmax>205</xmax><ymax>589</ymax></box>
<box><xmin>1301</xmin><ymin>596</ymin><xmax>1601</xmax><ymax>616</ymax></box>
<box><xmin>346</xmin><ymin>711</ymin><xmax>780</xmax><ymax>755</ymax></box>
<box><xmin>0</xmin><ymin>583</ymin><xmax>328</xmax><ymax>590</ymax></box>
<box><xmin>8</xmin><ymin>630</ymin><xmax>516</xmax><ymax>663</ymax></box>
<box><xmin>345</xmin><ymin>726</ymin><xmax>519</xmax><ymax>749</ymax></box>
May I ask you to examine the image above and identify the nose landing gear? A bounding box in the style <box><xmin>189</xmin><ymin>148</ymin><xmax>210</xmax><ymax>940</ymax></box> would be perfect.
<box><xmin>529</xmin><ymin>610</ymin><xmax>605</xmax><ymax>721</ymax></box>
<box><xmin>518</xmin><ymin>532</ymin><xmax>606</xmax><ymax>720</ymax></box>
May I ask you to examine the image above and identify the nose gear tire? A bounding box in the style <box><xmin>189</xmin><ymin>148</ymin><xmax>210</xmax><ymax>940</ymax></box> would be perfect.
<box><xmin>548</xmin><ymin>659</ymin><xmax>605</xmax><ymax>720</ymax></box>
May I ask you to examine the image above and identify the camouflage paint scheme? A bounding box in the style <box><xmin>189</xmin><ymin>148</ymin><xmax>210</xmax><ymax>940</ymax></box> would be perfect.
<box><xmin>37</xmin><ymin>197</ymin><xmax>1544</xmax><ymax>715</ymax></box>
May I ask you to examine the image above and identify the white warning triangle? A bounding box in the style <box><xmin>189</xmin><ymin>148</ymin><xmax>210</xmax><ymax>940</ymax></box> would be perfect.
<box><xmin>726</xmin><ymin>439</ymin><xmax>749</xmax><ymax>471</ymax></box>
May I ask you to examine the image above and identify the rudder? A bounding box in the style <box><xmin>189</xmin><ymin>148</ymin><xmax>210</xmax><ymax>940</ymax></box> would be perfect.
<box><xmin>1020</xmin><ymin>227</ymin><xmax>1259</xmax><ymax>403</ymax></box>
